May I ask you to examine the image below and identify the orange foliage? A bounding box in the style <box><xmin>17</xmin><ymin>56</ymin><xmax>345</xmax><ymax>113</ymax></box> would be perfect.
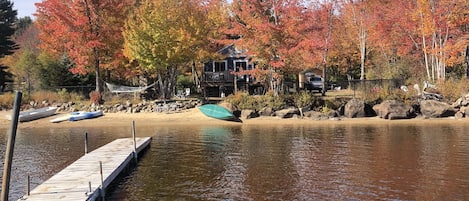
<box><xmin>35</xmin><ymin>0</ymin><xmax>133</xmax><ymax>77</ymax></box>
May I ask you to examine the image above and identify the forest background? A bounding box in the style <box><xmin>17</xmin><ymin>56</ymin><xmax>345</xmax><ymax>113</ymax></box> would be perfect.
<box><xmin>0</xmin><ymin>0</ymin><xmax>468</xmax><ymax>107</ymax></box>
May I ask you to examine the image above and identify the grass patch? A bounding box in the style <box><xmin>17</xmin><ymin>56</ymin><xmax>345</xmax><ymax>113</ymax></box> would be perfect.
<box><xmin>0</xmin><ymin>93</ymin><xmax>14</xmax><ymax>109</ymax></box>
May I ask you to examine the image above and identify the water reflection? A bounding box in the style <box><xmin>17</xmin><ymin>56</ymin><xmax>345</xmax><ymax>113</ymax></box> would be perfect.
<box><xmin>2</xmin><ymin>123</ymin><xmax>469</xmax><ymax>200</ymax></box>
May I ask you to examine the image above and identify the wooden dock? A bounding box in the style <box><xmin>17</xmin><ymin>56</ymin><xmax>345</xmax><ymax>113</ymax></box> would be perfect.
<box><xmin>19</xmin><ymin>137</ymin><xmax>152</xmax><ymax>201</ymax></box>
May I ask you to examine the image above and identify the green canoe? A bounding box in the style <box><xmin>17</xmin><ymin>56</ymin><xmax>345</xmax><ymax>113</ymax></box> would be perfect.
<box><xmin>198</xmin><ymin>104</ymin><xmax>236</xmax><ymax>120</ymax></box>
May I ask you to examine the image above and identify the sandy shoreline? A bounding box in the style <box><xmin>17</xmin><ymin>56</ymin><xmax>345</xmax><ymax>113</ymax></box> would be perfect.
<box><xmin>1</xmin><ymin>108</ymin><xmax>468</xmax><ymax>129</ymax></box>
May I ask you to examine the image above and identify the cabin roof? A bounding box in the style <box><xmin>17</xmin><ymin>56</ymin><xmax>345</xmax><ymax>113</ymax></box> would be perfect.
<box><xmin>217</xmin><ymin>44</ymin><xmax>248</xmax><ymax>58</ymax></box>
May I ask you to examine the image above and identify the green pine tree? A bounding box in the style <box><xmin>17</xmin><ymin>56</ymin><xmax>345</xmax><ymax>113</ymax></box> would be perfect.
<box><xmin>0</xmin><ymin>0</ymin><xmax>17</xmax><ymax>92</ymax></box>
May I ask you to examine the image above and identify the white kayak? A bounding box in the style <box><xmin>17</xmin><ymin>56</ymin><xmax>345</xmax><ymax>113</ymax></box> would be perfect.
<box><xmin>6</xmin><ymin>107</ymin><xmax>58</xmax><ymax>122</ymax></box>
<box><xmin>69</xmin><ymin>110</ymin><xmax>104</xmax><ymax>121</ymax></box>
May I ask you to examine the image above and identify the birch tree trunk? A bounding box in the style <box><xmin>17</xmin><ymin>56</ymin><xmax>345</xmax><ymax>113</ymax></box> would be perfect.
<box><xmin>359</xmin><ymin>28</ymin><xmax>366</xmax><ymax>80</ymax></box>
<box><xmin>466</xmin><ymin>45</ymin><xmax>469</xmax><ymax>78</ymax></box>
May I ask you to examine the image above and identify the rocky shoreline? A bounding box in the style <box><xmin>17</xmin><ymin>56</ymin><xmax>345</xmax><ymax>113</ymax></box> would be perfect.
<box><xmin>3</xmin><ymin>92</ymin><xmax>468</xmax><ymax>121</ymax></box>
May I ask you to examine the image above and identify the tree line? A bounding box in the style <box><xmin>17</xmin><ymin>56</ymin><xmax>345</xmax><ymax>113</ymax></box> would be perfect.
<box><xmin>1</xmin><ymin>0</ymin><xmax>468</xmax><ymax>98</ymax></box>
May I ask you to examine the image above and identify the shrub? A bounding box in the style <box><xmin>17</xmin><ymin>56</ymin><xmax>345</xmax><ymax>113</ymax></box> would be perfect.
<box><xmin>0</xmin><ymin>93</ymin><xmax>14</xmax><ymax>109</ymax></box>
<box><xmin>69</xmin><ymin>91</ymin><xmax>84</xmax><ymax>102</ymax></box>
<box><xmin>57</xmin><ymin>88</ymin><xmax>69</xmax><ymax>102</ymax></box>
<box><xmin>225</xmin><ymin>91</ymin><xmax>286</xmax><ymax>111</ymax></box>
<box><xmin>292</xmin><ymin>91</ymin><xmax>314</xmax><ymax>117</ymax></box>
<box><xmin>89</xmin><ymin>91</ymin><xmax>103</xmax><ymax>105</ymax></box>
<box><xmin>292</xmin><ymin>91</ymin><xmax>314</xmax><ymax>109</ymax></box>
<box><xmin>225</xmin><ymin>91</ymin><xmax>256</xmax><ymax>110</ymax></box>
<box><xmin>177</xmin><ymin>75</ymin><xmax>193</xmax><ymax>90</ymax></box>
<box><xmin>437</xmin><ymin>79</ymin><xmax>469</xmax><ymax>103</ymax></box>
<box><xmin>261</xmin><ymin>91</ymin><xmax>286</xmax><ymax>110</ymax></box>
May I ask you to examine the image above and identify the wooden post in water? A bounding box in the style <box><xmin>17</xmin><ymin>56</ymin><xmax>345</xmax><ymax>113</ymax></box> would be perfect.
<box><xmin>27</xmin><ymin>175</ymin><xmax>30</xmax><ymax>196</ymax></box>
<box><xmin>1</xmin><ymin>91</ymin><xmax>22</xmax><ymax>201</ymax></box>
<box><xmin>84</xmin><ymin>132</ymin><xmax>89</xmax><ymax>154</ymax></box>
<box><xmin>99</xmin><ymin>161</ymin><xmax>105</xmax><ymax>201</ymax></box>
<box><xmin>132</xmin><ymin>121</ymin><xmax>137</xmax><ymax>162</ymax></box>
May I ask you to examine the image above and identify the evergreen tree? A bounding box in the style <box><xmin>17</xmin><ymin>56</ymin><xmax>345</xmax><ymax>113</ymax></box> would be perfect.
<box><xmin>37</xmin><ymin>53</ymin><xmax>84</xmax><ymax>89</ymax></box>
<box><xmin>0</xmin><ymin>65</ymin><xmax>13</xmax><ymax>91</ymax></box>
<box><xmin>15</xmin><ymin>16</ymin><xmax>33</xmax><ymax>37</ymax></box>
<box><xmin>0</xmin><ymin>0</ymin><xmax>17</xmax><ymax>92</ymax></box>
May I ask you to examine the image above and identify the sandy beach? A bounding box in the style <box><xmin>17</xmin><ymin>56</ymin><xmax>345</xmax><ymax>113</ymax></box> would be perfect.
<box><xmin>1</xmin><ymin>108</ymin><xmax>469</xmax><ymax>130</ymax></box>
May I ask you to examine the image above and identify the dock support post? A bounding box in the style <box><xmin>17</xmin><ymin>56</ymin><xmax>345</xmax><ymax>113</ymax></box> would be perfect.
<box><xmin>100</xmin><ymin>161</ymin><xmax>105</xmax><ymax>201</ymax></box>
<box><xmin>132</xmin><ymin>121</ymin><xmax>137</xmax><ymax>162</ymax></box>
<box><xmin>85</xmin><ymin>132</ymin><xmax>89</xmax><ymax>154</ymax></box>
<box><xmin>27</xmin><ymin>174</ymin><xmax>30</xmax><ymax>196</ymax></box>
<box><xmin>1</xmin><ymin>91</ymin><xmax>22</xmax><ymax>201</ymax></box>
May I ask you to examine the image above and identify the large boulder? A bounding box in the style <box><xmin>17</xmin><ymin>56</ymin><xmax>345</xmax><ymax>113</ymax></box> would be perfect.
<box><xmin>373</xmin><ymin>100</ymin><xmax>414</xmax><ymax>120</ymax></box>
<box><xmin>259</xmin><ymin>107</ymin><xmax>274</xmax><ymax>116</ymax></box>
<box><xmin>344</xmin><ymin>99</ymin><xmax>375</xmax><ymax>118</ymax></box>
<box><xmin>452</xmin><ymin>94</ymin><xmax>469</xmax><ymax>108</ymax></box>
<box><xmin>457</xmin><ymin>106</ymin><xmax>469</xmax><ymax>118</ymax></box>
<box><xmin>218</xmin><ymin>101</ymin><xmax>238</xmax><ymax>113</ymax></box>
<box><xmin>240</xmin><ymin>109</ymin><xmax>259</xmax><ymax>119</ymax></box>
<box><xmin>303</xmin><ymin>110</ymin><xmax>329</xmax><ymax>120</ymax></box>
<box><xmin>420</xmin><ymin>100</ymin><xmax>456</xmax><ymax>118</ymax></box>
<box><xmin>274</xmin><ymin>107</ymin><xmax>300</xmax><ymax>118</ymax></box>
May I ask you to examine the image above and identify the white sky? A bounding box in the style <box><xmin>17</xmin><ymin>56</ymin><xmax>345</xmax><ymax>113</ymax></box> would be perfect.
<box><xmin>11</xmin><ymin>0</ymin><xmax>41</xmax><ymax>18</ymax></box>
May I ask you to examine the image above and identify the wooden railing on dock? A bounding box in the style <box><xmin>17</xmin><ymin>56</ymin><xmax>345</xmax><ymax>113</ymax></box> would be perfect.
<box><xmin>19</xmin><ymin>137</ymin><xmax>152</xmax><ymax>201</ymax></box>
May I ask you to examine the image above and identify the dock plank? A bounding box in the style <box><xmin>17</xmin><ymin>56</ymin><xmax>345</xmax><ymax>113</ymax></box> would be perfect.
<box><xmin>19</xmin><ymin>137</ymin><xmax>152</xmax><ymax>201</ymax></box>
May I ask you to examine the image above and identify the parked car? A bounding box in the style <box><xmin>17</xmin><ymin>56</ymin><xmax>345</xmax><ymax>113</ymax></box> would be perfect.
<box><xmin>304</xmin><ymin>74</ymin><xmax>325</xmax><ymax>93</ymax></box>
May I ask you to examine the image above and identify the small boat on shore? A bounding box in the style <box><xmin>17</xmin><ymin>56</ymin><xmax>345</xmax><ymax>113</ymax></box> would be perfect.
<box><xmin>198</xmin><ymin>104</ymin><xmax>236</xmax><ymax>121</ymax></box>
<box><xmin>69</xmin><ymin>110</ymin><xmax>103</xmax><ymax>122</ymax></box>
<box><xmin>5</xmin><ymin>106</ymin><xmax>58</xmax><ymax>122</ymax></box>
<box><xmin>49</xmin><ymin>112</ymin><xmax>77</xmax><ymax>123</ymax></box>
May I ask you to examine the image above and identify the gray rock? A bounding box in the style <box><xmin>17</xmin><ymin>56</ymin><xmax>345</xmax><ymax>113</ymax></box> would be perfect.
<box><xmin>344</xmin><ymin>99</ymin><xmax>374</xmax><ymax>118</ymax></box>
<box><xmin>452</xmin><ymin>97</ymin><xmax>463</xmax><ymax>108</ymax></box>
<box><xmin>420</xmin><ymin>100</ymin><xmax>456</xmax><ymax>118</ymax></box>
<box><xmin>274</xmin><ymin>107</ymin><xmax>300</xmax><ymax>118</ymax></box>
<box><xmin>241</xmin><ymin>109</ymin><xmax>259</xmax><ymax>119</ymax></box>
<box><xmin>459</xmin><ymin>106</ymin><xmax>469</xmax><ymax>116</ymax></box>
<box><xmin>325</xmin><ymin>110</ymin><xmax>339</xmax><ymax>118</ymax></box>
<box><xmin>126</xmin><ymin>100</ymin><xmax>132</xmax><ymax>107</ymax></box>
<box><xmin>303</xmin><ymin>111</ymin><xmax>328</xmax><ymax>120</ymax></box>
<box><xmin>373</xmin><ymin>100</ymin><xmax>414</xmax><ymax>120</ymax></box>
<box><xmin>455</xmin><ymin>111</ymin><xmax>464</xmax><ymax>119</ymax></box>
<box><xmin>259</xmin><ymin>107</ymin><xmax>273</xmax><ymax>116</ymax></box>
<box><xmin>218</xmin><ymin>101</ymin><xmax>238</xmax><ymax>113</ymax></box>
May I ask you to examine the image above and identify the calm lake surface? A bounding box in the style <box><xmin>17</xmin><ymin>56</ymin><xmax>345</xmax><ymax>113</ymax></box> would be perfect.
<box><xmin>1</xmin><ymin>123</ymin><xmax>469</xmax><ymax>200</ymax></box>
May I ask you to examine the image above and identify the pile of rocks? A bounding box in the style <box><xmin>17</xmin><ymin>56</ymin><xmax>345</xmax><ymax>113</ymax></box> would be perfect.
<box><xmin>451</xmin><ymin>94</ymin><xmax>469</xmax><ymax>118</ymax></box>
<box><xmin>47</xmin><ymin>99</ymin><xmax>200</xmax><ymax>113</ymax></box>
<box><xmin>220</xmin><ymin>93</ymin><xmax>469</xmax><ymax>121</ymax></box>
<box><xmin>5</xmin><ymin>93</ymin><xmax>469</xmax><ymax>121</ymax></box>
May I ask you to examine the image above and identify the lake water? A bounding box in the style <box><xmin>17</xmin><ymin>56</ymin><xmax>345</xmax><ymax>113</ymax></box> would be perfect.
<box><xmin>1</xmin><ymin>123</ymin><xmax>469</xmax><ymax>200</ymax></box>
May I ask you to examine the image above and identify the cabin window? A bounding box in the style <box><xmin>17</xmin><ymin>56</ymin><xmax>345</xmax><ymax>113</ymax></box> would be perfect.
<box><xmin>205</xmin><ymin>64</ymin><xmax>213</xmax><ymax>72</ymax></box>
<box><xmin>234</xmin><ymin>61</ymin><xmax>248</xmax><ymax>72</ymax></box>
<box><xmin>213</xmin><ymin>61</ymin><xmax>226</xmax><ymax>72</ymax></box>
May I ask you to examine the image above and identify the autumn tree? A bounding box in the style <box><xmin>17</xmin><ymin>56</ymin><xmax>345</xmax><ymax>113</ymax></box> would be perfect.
<box><xmin>338</xmin><ymin>0</ymin><xmax>376</xmax><ymax>80</ymax></box>
<box><xmin>229</xmin><ymin>0</ymin><xmax>323</xmax><ymax>94</ymax></box>
<box><xmin>0</xmin><ymin>0</ymin><xmax>17</xmax><ymax>91</ymax></box>
<box><xmin>367</xmin><ymin>0</ymin><xmax>468</xmax><ymax>81</ymax></box>
<box><xmin>307</xmin><ymin>0</ymin><xmax>339</xmax><ymax>95</ymax></box>
<box><xmin>123</xmin><ymin>0</ymin><xmax>227</xmax><ymax>99</ymax></box>
<box><xmin>16</xmin><ymin>49</ymin><xmax>39</xmax><ymax>94</ymax></box>
<box><xmin>35</xmin><ymin>0</ymin><xmax>134</xmax><ymax>93</ymax></box>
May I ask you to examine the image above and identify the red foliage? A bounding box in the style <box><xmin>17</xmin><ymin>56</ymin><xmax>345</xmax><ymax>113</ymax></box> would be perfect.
<box><xmin>34</xmin><ymin>0</ymin><xmax>133</xmax><ymax>76</ymax></box>
<box><xmin>89</xmin><ymin>91</ymin><xmax>102</xmax><ymax>105</ymax></box>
